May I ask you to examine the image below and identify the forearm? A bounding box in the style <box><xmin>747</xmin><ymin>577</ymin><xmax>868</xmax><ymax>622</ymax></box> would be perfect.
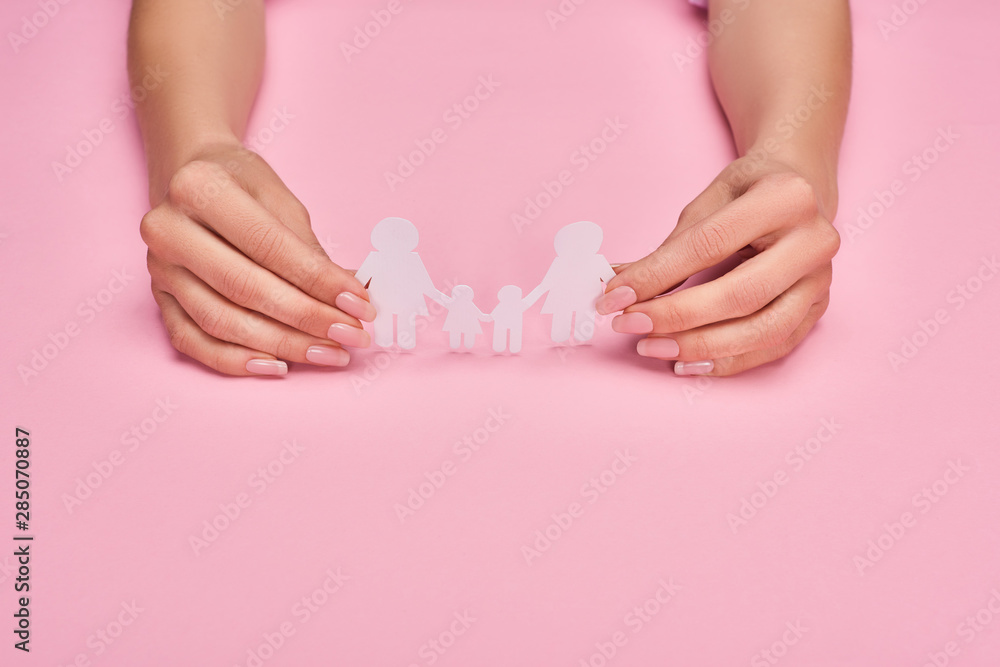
<box><xmin>127</xmin><ymin>0</ymin><xmax>265</xmax><ymax>203</ymax></box>
<box><xmin>707</xmin><ymin>0</ymin><xmax>852</xmax><ymax>218</ymax></box>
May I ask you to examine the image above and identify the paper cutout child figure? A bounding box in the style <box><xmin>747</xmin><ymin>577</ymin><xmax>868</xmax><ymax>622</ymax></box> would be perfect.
<box><xmin>355</xmin><ymin>217</ymin><xmax>447</xmax><ymax>349</ymax></box>
<box><xmin>490</xmin><ymin>285</ymin><xmax>537</xmax><ymax>353</ymax></box>
<box><xmin>524</xmin><ymin>221</ymin><xmax>616</xmax><ymax>343</ymax></box>
<box><xmin>441</xmin><ymin>285</ymin><xmax>490</xmax><ymax>350</ymax></box>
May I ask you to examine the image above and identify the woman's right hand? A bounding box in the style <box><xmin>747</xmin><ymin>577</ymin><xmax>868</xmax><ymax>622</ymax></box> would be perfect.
<box><xmin>140</xmin><ymin>140</ymin><xmax>376</xmax><ymax>376</ymax></box>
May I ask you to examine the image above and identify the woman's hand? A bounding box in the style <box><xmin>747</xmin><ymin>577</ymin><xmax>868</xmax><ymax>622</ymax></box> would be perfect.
<box><xmin>140</xmin><ymin>141</ymin><xmax>376</xmax><ymax>376</ymax></box>
<box><xmin>597</xmin><ymin>157</ymin><xmax>841</xmax><ymax>376</ymax></box>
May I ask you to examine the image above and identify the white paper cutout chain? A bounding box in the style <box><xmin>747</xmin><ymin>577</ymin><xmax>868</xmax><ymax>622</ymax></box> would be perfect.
<box><xmin>355</xmin><ymin>217</ymin><xmax>616</xmax><ymax>352</ymax></box>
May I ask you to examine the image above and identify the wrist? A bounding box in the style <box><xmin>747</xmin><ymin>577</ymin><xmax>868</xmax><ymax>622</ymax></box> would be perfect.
<box><xmin>742</xmin><ymin>139</ymin><xmax>841</xmax><ymax>221</ymax></box>
<box><xmin>144</xmin><ymin>128</ymin><xmax>243</xmax><ymax>205</ymax></box>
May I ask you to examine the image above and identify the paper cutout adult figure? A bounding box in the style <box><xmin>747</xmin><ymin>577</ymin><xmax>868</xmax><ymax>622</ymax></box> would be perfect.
<box><xmin>441</xmin><ymin>285</ymin><xmax>490</xmax><ymax>350</ymax></box>
<box><xmin>355</xmin><ymin>217</ymin><xmax>447</xmax><ymax>349</ymax></box>
<box><xmin>524</xmin><ymin>221</ymin><xmax>616</xmax><ymax>343</ymax></box>
<box><xmin>490</xmin><ymin>285</ymin><xmax>536</xmax><ymax>353</ymax></box>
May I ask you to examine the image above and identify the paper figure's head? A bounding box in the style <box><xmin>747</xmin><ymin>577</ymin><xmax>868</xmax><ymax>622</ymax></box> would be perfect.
<box><xmin>498</xmin><ymin>285</ymin><xmax>521</xmax><ymax>301</ymax></box>
<box><xmin>371</xmin><ymin>217</ymin><xmax>418</xmax><ymax>252</ymax></box>
<box><xmin>451</xmin><ymin>285</ymin><xmax>474</xmax><ymax>300</ymax></box>
<box><xmin>554</xmin><ymin>221</ymin><xmax>603</xmax><ymax>257</ymax></box>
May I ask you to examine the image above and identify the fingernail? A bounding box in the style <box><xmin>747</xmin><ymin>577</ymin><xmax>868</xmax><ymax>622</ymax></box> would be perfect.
<box><xmin>246</xmin><ymin>359</ymin><xmax>287</xmax><ymax>376</ymax></box>
<box><xmin>612</xmin><ymin>312</ymin><xmax>654</xmax><ymax>334</ymax></box>
<box><xmin>306</xmin><ymin>345</ymin><xmax>351</xmax><ymax>367</ymax></box>
<box><xmin>335</xmin><ymin>292</ymin><xmax>376</xmax><ymax>322</ymax></box>
<box><xmin>636</xmin><ymin>337</ymin><xmax>680</xmax><ymax>359</ymax></box>
<box><xmin>327</xmin><ymin>323</ymin><xmax>371</xmax><ymax>348</ymax></box>
<box><xmin>674</xmin><ymin>360</ymin><xmax>714</xmax><ymax>375</ymax></box>
<box><xmin>595</xmin><ymin>286</ymin><xmax>636</xmax><ymax>315</ymax></box>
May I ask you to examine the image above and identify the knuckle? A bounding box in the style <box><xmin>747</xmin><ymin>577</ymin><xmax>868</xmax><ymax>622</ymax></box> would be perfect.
<box><xmin>292</xmin><ymin>307</ymin><xmax>325</xmax><ymax>337</ymax></box>
<box><xmin>270</xmin><ymin>333</ymin><xmax>298</xmax><ymax>362</ymax></box>
<box><xmin>167</xmin><ymin>160</ymin><xmax>229</xmax><ymax>209</ymax></box>
<box><xmin>167</xmin><ymin>322</ymin><xmax>192</xmax><ymax>356</ymax></box>
<box><xmin>757</xmin><ymin>172</ymin><xmax>819</xmax><ymax>217</ymax></box>
<box><xmin>682</xmin><ymin>332</ymin><xmax>714</xmax><ymax>360</ymax></box>
<box><xmin>751</xmin><ymin>307</ymin><xmax>792</xmax><ymax>349</ymax></box>
<box><xmin>784</xmin><ymin>175</ymin><xmax>819</xmax><ymax>216</ymax></box>
<box><xmin>195</xmin><ymin>304</ymin><xmax>230</xmax><ymax>340</ymax></box>
<box><xmin>209</xmin><ymin>348</ymin><xmax>232</xmax><ymax>374</ymax></box>
<box><xmin>635</xmin><ymin>258</ymin><xmax>671</xmax><ymax>291</ymax></box>
<box><xmin>244</xmin><ymin>221</ymin><xmax>286</xmax><ymax>266</ymax></box>
<box><xmin>139</xmin><ymin>209</ymin><xmax>169</xmax><ymax>249</ymax></box>
<box><xmin>688</xmin><ymin>221</ymin><xmax>733</xmax><ymax>261</ymax></box>
<box><xmin>817</xmin><ymin>222</ymin><xmax>841</xmax><ymax>259</ymax></box>
<box><xmin>297</xmin><ymin>252</ymin><xmax>329</xmax><ymax>296</ymax></box>
<box><xmin>219</xmin><ymin>266</ymin><xmax>259</xmax><ymax>305</ymax></box>
<box><xmin>653</xmin><ymin>298</ymin><xmax>690</xmax><ymax>333</ymax></box>
<box><xmin>727</xmin><ymin>274</ymin><xmax>773</xmax><ymax>316</ymax></box>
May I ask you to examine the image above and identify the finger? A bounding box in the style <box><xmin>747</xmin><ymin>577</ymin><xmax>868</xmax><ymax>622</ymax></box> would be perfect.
<box><xmin>146</xmin><ymin>212</ymin><xmax>367</xmax><ymax>340</ymax></box>
<box><xmin>631</xmin><ymin>273</ymin><xmax>826</xmax><ymax>362</ymax></box>
<box><xmin>673</xmin><ymin>176</ymin><xmax>737</xmax><ymax>234</ymax></box>
<box><xmin>596</xmin><ymin>181</ymin><xmax>735</xmax><ymax>316</ymax></box>
<box><xmin>159</xmin><ymin>264</ymin><xmax>358</xmax><ymax>366</ymax></box>
<box><xmin>675</xmin><ymin>296</ymin><xmax>830</xmax><ymax>377</ymax></box>
<box><xmin>605</xmin><ymin>174</ymin><xmax>818</xmax><ymax>303</ymax></box>
<box><xmin>231</xmin><ymin>153</ymin><xmax>347</xmax><ymax>266</ymax></box>
<box><xmin>153</xmin><ymin>288</ymin><xmax>287</xmax><ymax>377</ymax></box>
<box><xmin>619</xmin><ymin>225</ymin><xmax>838</xmax><ymax>333</ymax></box>
<box><xmin>598</xmin><ymin>264</ymin><xmax>685</xmax><ymax>315</ymax></box>
<box><xmin>167</xmin><ymin>160</ymin><xmax>373</xmax><ymax>314</ymax></box>
<box><xmin>233</xmin><ymin>152</ymin><xmax>315</xmax><ymax>239</ymax></box>
<box><xmin>611</xmin><ymin>262</ymin><xmax>687</xmax><ymax>292</ymax></box>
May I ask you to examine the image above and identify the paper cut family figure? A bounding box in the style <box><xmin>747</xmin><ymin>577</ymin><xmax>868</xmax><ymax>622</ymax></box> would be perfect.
<box><xmin>354</xmin><ymin>217</ymin><xmax>616</xmax><ymax>353</ymax></box>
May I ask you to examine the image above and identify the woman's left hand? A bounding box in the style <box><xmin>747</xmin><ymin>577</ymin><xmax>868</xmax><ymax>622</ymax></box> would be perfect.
<box><xmin>596</xmin><ymin>157</ymin><xmax>841</xmax><ymax>376</ymax></box>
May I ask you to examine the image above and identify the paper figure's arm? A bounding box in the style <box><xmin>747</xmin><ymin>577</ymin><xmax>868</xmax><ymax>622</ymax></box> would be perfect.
<box><xmin>522</xmin><ymin>265</ymin><xmax>555</xmax><ymax>309</ymax></box>
<box><xmin>520</xmin><ymin>290</ymin><xmax>542</xmax><ymax>310</ymax></box>
<box><xmin>426</xmin><ymin>288</ymin><xmax>449</xmax><ymax>306</ymax></box>
<box><xmin>415</xmin><ymin>259</ymin><xmax>448</xmax><ymax>305</ymax></box>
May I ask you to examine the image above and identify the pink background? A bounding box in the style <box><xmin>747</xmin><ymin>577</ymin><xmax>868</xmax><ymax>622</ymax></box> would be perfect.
<box><xmin>2</xmin><ymin>0</ymin><xmax>999</xmax><ymax>665</ymax></box>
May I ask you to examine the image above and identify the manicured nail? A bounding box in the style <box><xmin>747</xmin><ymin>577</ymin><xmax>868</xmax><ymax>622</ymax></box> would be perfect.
<box><xmin>636</xmin><ymin>337</ymin><xmax>680</xmax><ymax>359</ymax></box>
<box><xmin>246</xmin><ymin>359</ymin><xmax>287</xmax><ymax>376</ymax></box>
<box><xmin>306</xmin><ymin>345</ymin><xmax>351</xmax><ymax>367</ymax></box>
<box><xmin>335</xmin><ymin>292</ymin><xmax>376</xmax><ymax>322</ymax></box>
<box><xmin>612</xmin><ymin>312</ymin><xmax>654</xmax><ymax>334</ymax></box>
<box><xmin>327</xmin><ymin>323</ymin><xmax>371</xmax><ymax>348</ymax></box>
<box><xmin>674</xmin><ymin>360</ymin><xmax>714</xmax><ymax>375</ymax></box>
<box><xmin>595</xmin><ymin>286</ymin><xmax>636</xmax><ymax>315</ymax></box>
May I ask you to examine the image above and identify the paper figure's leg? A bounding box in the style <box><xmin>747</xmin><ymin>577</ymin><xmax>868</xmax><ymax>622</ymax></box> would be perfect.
<box><xmin>492</xmin><ymin>326</ymin><xmax>507</xmax><ymax>353</ymax></box>
<box><xmin>463</xmin><ymin>333</ymin><xmax>475</xmax><ymax>350</ymax></box>
<box><xmin>550</xmin><ymin>312</ymin><xmax>571</xmax><ymax>343</ymax></box>
<box><xmin>374</xmin><ymin>313</ymin><xmax>394</xmax><ymax>348</ymax></box>
<box><xmin>398</xmin><ymin>315</ymin><xmax>417</xmax><ymax>349</ymax></box>
<box><xmin>510</xmin><ymin>326</ymin><xmax>522</xmax><ymax>353</ymax></box>
<box><xmin>449</xmin><ymin>332</ymin><xmax>461</xmax><ymax>349</ymax></box>
<box><xmin>574</xmin><ymin>309</ymin><xmax>596</xmax><ymax>342</ymax></box>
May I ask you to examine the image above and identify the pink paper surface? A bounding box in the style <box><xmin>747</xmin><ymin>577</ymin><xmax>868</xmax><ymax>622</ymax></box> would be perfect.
<box><xmin>2</xmin><ymin>1</ymin><xmax>999</xmax><ymax>665</ymax></box>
